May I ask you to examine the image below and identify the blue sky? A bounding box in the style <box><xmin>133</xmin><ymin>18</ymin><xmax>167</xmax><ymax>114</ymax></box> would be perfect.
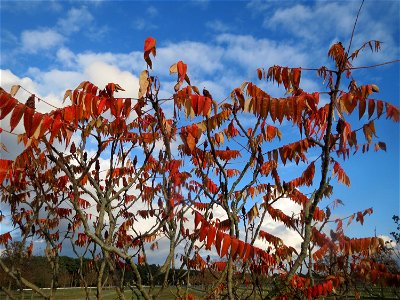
<box><xmin>0</xmin><ymin>0</ymin><xmax>399</xmax><ymax>251</ymax></box>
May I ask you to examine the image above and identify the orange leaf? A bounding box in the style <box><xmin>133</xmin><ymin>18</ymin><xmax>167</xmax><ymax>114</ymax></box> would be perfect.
<box><xmin>202</xmin><ymin>96</ymin><xmax>212</xmax><ymax>116</ymax></box>
<box><xmin>144</xmin><ymin>37</ymin><xmax>156</xmax><ymax>52</ymax></box>
<box><xmin>177</xmin><ymin>61</ymin><xmax>187</xmax><ymax>83</ymax></box>
<box><xmin>27</xmin><ymin>242</ymin><xmax>33</xmax><ymax>257</ymax></box>
<box><xmin>0</xmin><ymin>231</ymin><xmax>12</xmax><ymax>245</ymax></box>
<box><xmin>186</xmin><ymin>133</ymin><xmax>196</xmax><ymax>152</ymax></box>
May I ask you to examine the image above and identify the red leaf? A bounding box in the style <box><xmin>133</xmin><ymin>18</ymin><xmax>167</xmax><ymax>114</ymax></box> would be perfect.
<box><xmin>236</xmin><ymin>240</ymin><xmax>245</xmax><ymax>259</ymax></box>
<box><xmin>376</xmin><ymin>100</ymin><xmax>384</xmax><ymax>118</ymax></box>
<box><xmin>215</xmin><ymin>230</ymin><xmax>224</xmax><ymax>256</ymax></box>
<box><xmin>0</xmin><ymin>96</ymin><xmax>17</xmax><ymax>120</ymax></box>
<box><xmin>0</xmin><ymin>159</ymin><xmax>13</xmax><ymax>184</ymax></box>
<box><xmin>368</xmin><ymin>99</ymin><xmax>375</xmax><ymax>119</ymax></box>
<box><xmin>230</xmin><ymin>238</ymin><xmax>239</xmax><ymax>259</ymax></box>
<box><xmin>31</xmin><ymin>113</ymin><xmax>43</xmax><ymax>138</ymax></box>
<box><xmin>206</xmin><ymin>226</ymin><xmax>217</xmax><ymax>250</ymax></box>
<box><xmin>24</xmin><ymin>107</ymin><xmax>34</xmax><ymax>137</ymax></box>
<box><xmin>98</xmin><ymin>97</ymin><xmax>107</xmax><ymax>115</ymax></box>
<box><xmin>358</xmin><ymin>98</ymin><xmax>366</xmax><ymax>119</ymax></box>
<box><xmin>9</xmin><ymin>103</ymin><xmax>26</xmax><ymax>132</ymax></box>
<box><xmin>220</xmin><ymin>234</ymin><xmax>231</xmax><ymax>257</ymax></box>
<box><xmin>292</xmin><ymin>68</ymin><xmax>301</xmax><ymax>89</ymax></box>
<box><xmin>144</xmin><ymin>37</ymin><xmax>156</xmax><ymax>68</ymax></box>
<box><xmin>64</xmin><ymin>106</ymin><xmax>76</xmax><ymax>122</ymax></box>
<box><xmin>114</xmin><ymin>98</ymin><xmax>124</xmax><ymax>118</ymax></box>
<box><xmin>39</xmin><ymin>114</ymin><xmax>53</xmax><ymax>137</ymax></box>
<box><xmin>50</xmin><ymin>114</ymin><xmax>63</xmax><ymax>142</ymax></box>
<box><xmin>0</xmin><ymin>91</ymin><xmax>13</xmax><ymax>109</ymax></box>
<box><xmin>199</xmin><ymin>221</ymin><xmax>208</xmax><ymax>242</ymax></box>
<box><xmin>242</xmin><ymin>243</ymin><xmax>252</xmax><ymax>262</ymax></box>
<box><xmin>194</xmin><ymin>211</ymin><xmax>202</xmax><ymax>230</ymax></box>
<box><xmin>84</xmin><ymin>93</ymin><xmax>92</xmax><ymax>118</ymax></box>
<box><xmin>356</xmin><ymin>211</ymin><xmax>364</xmax><ymax>225</ymax></box>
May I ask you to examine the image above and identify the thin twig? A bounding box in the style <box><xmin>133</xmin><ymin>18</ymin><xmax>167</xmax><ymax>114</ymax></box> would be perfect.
<box><xmin>18</xmin><ymin>86</ymin><xmax>59</xmax><ymax>109</ymax></box>
<box><xmin>347</xmin><ymin>0</ymin><xmax>365</xmax><ymax>54</ymax></box>
<box><xmin>347</xmin><ymin>59</ymin><xmax>400</xmax><ymax>70</ymax></box>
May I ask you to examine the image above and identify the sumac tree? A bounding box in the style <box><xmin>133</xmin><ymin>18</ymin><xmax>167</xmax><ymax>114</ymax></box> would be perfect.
<box><xmin>0</xmin><ymin>31</ymin><xmax>399</xmax><ymax>300</ymax></box>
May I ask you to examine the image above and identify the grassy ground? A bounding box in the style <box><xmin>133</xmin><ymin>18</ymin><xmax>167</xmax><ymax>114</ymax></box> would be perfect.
<box><xmin>0</xmin><ymin>287</ymin><xmax>205</xmax><ymax>300</ymax></box>
<box><xmin>1</xmin><ymin>286</ymin><xmax>398</xmax><ymax>299</ymax></box>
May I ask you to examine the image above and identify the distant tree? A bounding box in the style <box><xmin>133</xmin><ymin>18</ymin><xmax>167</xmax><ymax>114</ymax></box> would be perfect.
<box><xmin>391</xmin><ymin>215</ymin><xmax>400</xmax><ymax>244</ymax></box>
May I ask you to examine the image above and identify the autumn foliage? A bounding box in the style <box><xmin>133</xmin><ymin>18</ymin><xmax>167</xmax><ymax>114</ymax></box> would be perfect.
<box><xmin>0</xmin><ymin>32</ymin><xmax>399</xmax><ymax>300</ymax></box>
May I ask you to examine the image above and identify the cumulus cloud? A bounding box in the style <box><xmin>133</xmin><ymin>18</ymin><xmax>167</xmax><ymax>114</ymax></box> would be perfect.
<box><xmin>261</xmin><ymin>1</ymin><xmax>399</xmax><ymax>65</ymax></box>
<box><xmin>21</xmin><ymin>29</ymin><xmax>64</xmax><ymax>53</ymax></box>
<box><xmin>84</xmin><ymin>61</ymin><xmax>139</xmax><ymax>98</ymax></box>
<box><xmin>215</xmin><ymin>34</ymin><xmax>309</xmax><ymax>79</ymax></box>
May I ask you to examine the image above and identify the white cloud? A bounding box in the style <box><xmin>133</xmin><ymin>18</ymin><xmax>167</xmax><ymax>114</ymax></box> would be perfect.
<box><xmin>261</xmin><ymin>1</ymin><xmax>398</xmax><ymax>65</ymax></box>
<box><xmin>146</xmin><ymin>6</ymin><xmax>158</xmax><ymax>17</ymax></box>
<box><xmin>246</xmin><ymin>0</ymin><xmax>273</xmax><ymax>13</ymax></box>
<box><xmin>206</xmin><ymin>20</ymin><xmax>230</xmax><ymax>32</ymax></box>
<box><xmin>0</xmin><ymin>69</ymin><xmax>36</xmax><ymax>93</ymax></box>
<box><xmin>133</xmin><ymin>18</ymin><xmax>158</xmax><ymax>31</ymax></box>
<box><xmin>56</xmin><ymin>47</ymin><xmax>76</xmax><ymax>67</ymax></box>
<box><xmin>156</xmin><ymin>41</ymin><xmax>225</xmax><ymax>77</ymax></box>
<box><xmin>21</xmin><ymin>29</ymin><xmax>64</xmax><ymax>53</ymax></box>
<box><xmin>0</xmin><ymin>1</ymin><xmax>62</xmax><ymax>14</ymax></box>
<box><xmin>264</xmin><ymin>3</ymin><xmax>357</xmax><ymax>43</ymax></box>
<box><xmin>216</xmin><ymin>34</ymin><xmax>309</xmax><ymax>71</ymax></box>
<box><xmin>259</xmin><ymin>197</ymin><xmax>303</xmax><ymax>250</ymax></box>
<box><xmin>57</xmin><ymin>6</ymin><xmax>94</xmax><ymax>35</ymax></box>
<box><xmin>84</xmin><ymin>61</ymin><xmax>139</xmax><ymax>98</ymax></box>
